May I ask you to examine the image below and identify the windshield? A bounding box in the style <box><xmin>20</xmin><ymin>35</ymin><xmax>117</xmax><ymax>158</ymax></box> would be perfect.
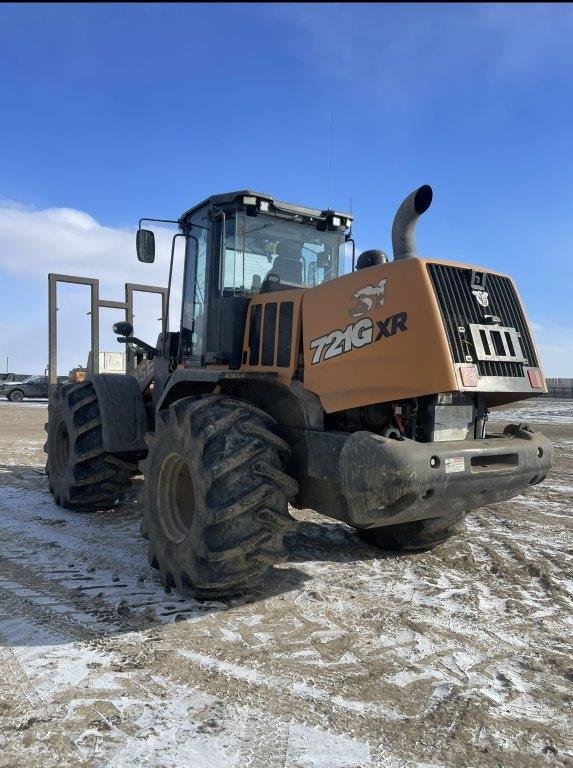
<box><xmin>222</xmin><ymin>213</ymin><xmax>346</xmax><ymax>297</ymax></box>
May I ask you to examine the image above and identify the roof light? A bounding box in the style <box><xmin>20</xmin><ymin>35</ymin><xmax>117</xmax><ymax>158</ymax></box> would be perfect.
<box><xmin>331</xmin><ymin>216</ymin><xmax>341</xmax><ymax>227</ymax></box>
<box><xmin>259</xmin><ymin>200</ymin><xmax>270</xmax><ymax>212</ymax></box>
<box><xmin>243</xmin><ymin>196</ymin><xmax>257</xmax><ymax>206</ymax></box>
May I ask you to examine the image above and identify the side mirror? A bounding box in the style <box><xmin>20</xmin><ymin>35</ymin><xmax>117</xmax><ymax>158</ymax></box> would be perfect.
<box><xmin>136</xmin><ymin>229</ymin><xmax>155</xmax><ymax>263</ymax></box>
<box><xmin>113</xmin><ymin>321</ymin><xmax>133</xmax><ymax>337</ymax></box>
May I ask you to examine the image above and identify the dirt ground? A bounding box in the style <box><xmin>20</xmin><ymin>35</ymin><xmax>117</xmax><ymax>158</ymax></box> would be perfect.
<box><xmin>0</xmin><ymin>398</ymin><xmax>571</xmax><ymax>768</ymax></box>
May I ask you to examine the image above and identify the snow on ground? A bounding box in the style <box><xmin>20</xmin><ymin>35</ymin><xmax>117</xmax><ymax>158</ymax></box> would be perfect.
<box><xmin>0</xmin><ymin>399</ymin><xmax>571</xmax><ymax>768</ymax></box>
<box><xmin>489</xmin><ymin>398</ymin><xmax>573</xmax><ymax>424</ymax></box>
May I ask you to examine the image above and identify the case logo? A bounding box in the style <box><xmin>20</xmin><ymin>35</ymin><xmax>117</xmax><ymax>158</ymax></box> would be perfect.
<box><xmin>349</xmin><ymin>278</ymin><xmax>387</xmax><ymax>318</ymax></box>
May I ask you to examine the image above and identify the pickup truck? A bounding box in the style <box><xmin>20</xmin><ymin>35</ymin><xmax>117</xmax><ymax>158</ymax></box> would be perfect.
<box><xmin>1</xmin><ymin>375</ymin><xmax>68</xmax><ymax>401</ymax></box>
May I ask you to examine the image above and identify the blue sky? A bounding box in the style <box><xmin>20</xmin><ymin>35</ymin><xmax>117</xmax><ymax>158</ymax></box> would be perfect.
<box><xmin>0</xmin><ymin>3</ymin><xmax>572</xmax><ymax>375</ymax></box>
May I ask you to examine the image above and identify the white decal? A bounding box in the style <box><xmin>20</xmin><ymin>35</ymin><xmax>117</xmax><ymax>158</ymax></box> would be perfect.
<box><xmin>472</xmin><ymin>289</ymin><xmax>489</xmax><ymax>308</ymax></box>
<box><xmin>310</xmin><ymin>312</ymin><xmax>408</xmax><ymax>365</ymax></box>
<box><xmin>349</xmin><ymin>278</ymin><xmax>387</xmax><ymax>318</ymax></box>
<box><xmin>444</xmin><ymin>456</ymin><xmax>465</xmax><ymax>474</ymax></box>
<box><xmin>310</xmin><ymin>318</ymin><xmax>373</xmax><ymax>365</ymax></box>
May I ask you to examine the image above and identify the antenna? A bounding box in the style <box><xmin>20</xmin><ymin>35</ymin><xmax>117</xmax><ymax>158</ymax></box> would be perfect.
<box><xmin>328</xmin><ymin>110</ymin><xmax>334</xmax><ymax>206</ymax></box>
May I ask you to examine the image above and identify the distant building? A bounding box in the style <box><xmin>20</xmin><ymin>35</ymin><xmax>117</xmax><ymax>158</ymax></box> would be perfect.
<box><xmin>85</xmin><ymin>351</ymin><xmax>126</xmax><ymax>374</ymax></box>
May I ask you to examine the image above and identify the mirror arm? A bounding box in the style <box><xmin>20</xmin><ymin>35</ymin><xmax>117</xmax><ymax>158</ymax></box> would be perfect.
<box><xmin>117</xmin><ymin>336</ymin><xmax>158</xmax><ymax>358</ymax></box>
<box><xmin>138</xmin><ymin>217</ymin><xmax>179</xmax><ymax>229</ymax></box>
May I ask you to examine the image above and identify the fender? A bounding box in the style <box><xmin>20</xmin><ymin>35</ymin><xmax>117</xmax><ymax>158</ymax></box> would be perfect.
<box><xmin>156</xmin><ymin>368</ymin><xmax>279</xmax><ymax>412</ymax></box>
<box><xmin>87</xmin><ymin>373</ymin><xmax>148</xmax><ymax>453</ymax></box>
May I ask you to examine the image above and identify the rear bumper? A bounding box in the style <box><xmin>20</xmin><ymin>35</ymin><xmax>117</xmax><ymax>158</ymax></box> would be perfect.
<box><xmin>297</xmin><ymin>425</ymin><xmax>553</xmax><ymax>529</ymax></box>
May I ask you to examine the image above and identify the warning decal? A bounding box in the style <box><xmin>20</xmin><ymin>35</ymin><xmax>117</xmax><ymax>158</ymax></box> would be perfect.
<box><xmin>444</xmin><ymin>456</ymin><xmax>465</xmax><ymax>474</ymax></box>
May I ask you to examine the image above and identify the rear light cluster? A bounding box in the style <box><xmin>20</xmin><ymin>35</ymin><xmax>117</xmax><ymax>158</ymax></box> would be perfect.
<box><xmin>527</xmin><ymin>369</ymin><xmax>543</xmax><ymax>389</ymax></box>
<box><xmin>459</xmin><ymin>364</ymin><xmax>479</xmax><ymax>387</ymax></box>
<box><xmin>459</xmin><ymin>363</ymin><xmax>543</xmax><ymax>389</ymax></box>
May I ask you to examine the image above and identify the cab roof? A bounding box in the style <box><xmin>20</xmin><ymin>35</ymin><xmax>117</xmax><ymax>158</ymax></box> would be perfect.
<box><xmin>178</xmin><ymin>190</ymin><xmax>353</xmax><ymax>229</ymax></box>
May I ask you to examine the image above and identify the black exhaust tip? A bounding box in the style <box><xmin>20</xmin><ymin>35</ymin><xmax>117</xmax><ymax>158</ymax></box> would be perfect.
<box><xmin>392</xmin><ymin>184</ymin><xmax>434</xmax><ymax>260</ymax></box>
<box><xmin>414</xmin><ymin>185</ymin><xmax>433</xmax><ymax>215</ymax></box>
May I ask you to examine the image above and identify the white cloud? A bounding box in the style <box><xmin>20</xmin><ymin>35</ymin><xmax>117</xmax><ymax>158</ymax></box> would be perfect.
<box><xmin>0</xmin><ymin>201</ymin><xmax>180</xmax><ymax>375</ymax></box>
<box><xmin>0</xmin><ymin>202</ymin><xmax>175</xmax><ymax>291</ymax></box>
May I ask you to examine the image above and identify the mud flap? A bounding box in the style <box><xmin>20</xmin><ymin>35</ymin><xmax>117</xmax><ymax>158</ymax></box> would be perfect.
<box><xmin>87</xmin><ymin>373</ymin><xmax>148</xmax><ymax>453</ymax></box>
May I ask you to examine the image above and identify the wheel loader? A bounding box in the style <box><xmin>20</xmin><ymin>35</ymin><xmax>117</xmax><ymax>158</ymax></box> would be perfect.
<box><xmin>45</xmin><ymin>186</ymin><xmax>553</xmax><ymax>597</ymax></box>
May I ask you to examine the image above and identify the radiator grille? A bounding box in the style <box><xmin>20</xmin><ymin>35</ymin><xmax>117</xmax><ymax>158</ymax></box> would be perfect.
<box><xmin>427</xmin><ymin>264</ymin><xmax>537</xmax><ymax>377</ymax></box>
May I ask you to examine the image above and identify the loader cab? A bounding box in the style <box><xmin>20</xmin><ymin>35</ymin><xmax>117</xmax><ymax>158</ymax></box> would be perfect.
<box><xmin>177</xmin><ymin>191</ymin><xmax>351</xmax><ymax>369</ymax></box>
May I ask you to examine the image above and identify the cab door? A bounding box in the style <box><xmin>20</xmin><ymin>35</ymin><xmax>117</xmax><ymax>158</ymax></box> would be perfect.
<box><xmin>180</xmin><ymin>218</ymin><xmax>210</xmax><ymax>367</ymax></box>
<box><xmin>32</xmin><ymin>377</ymin><xmax>48</xmax><ymax>397</ymax></box>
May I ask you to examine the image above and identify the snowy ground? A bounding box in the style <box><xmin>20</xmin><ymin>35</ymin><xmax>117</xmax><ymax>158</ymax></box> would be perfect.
<box><xmin>0</xmin><ymin>398</ymin><xmax>571</xmax><ymax>768</ymax></box>
<box><xmin>489</xmin><ymin>398</ymin><xmax>573</xmax><ymax>425</ymax></box>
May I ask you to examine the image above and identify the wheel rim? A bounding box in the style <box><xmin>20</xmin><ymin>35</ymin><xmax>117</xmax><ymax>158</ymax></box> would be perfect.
<box><xmin>12</xmin><ymin>391</ymin><xmax>23</xmax><ymax>401</ymax></box>
<box><xmin>157</xmin><ymin>453</ymin><xmax>195</xmax><ymax>543</ymax></box>
<box><xmin>53</xmin><ymin>420</ymin><xmax>70</xmax><ymax>477</ymax></box>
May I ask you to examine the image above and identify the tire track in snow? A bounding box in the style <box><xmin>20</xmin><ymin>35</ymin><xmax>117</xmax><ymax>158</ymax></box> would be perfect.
<box><xmin>0</xmin><ymin>496</ymin><xmax>382</xmax><ymax>763</ymax></box>
<box><xmin>0</xmin><ymin>486</ymin><xmax>210</xmax><ymax>625</ymax></box>
<box><xmin>0</xmin><ymin>608</ymin><xmax>376</xmax><ymax>768</ymax></box>
<box><xmin>0</xmin><ymin>536</ymin><xmax>203</xmax><ymax>627</ymax></box>
<box><xmin>0</xmin><ymin>486</ymin><xmax>145</xmax><ymax>571</ymax></box>
<box><xmin>0</xmin><ymin>485</ymin><xmax>388</xmax><ymax>757</ymax></box>
<box><xmin>2</xmin><ymin>398</ymin><xmax>572</xmax><ymax>767</ymax></box>
<box><xmin>0</xmin><ymin>610</ymin><xmax>241</xmax><ymax>767</ymax></box>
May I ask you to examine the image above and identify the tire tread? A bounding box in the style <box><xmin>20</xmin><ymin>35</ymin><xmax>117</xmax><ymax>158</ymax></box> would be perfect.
<box><xmin>45</xmin><ymin>381</ymin><xmax>137</xmax><ymax>512</ymax></box>
<box><xmin>144</xmin><ymin>395</ymin><xmax>297</xmax><ymax>597</ymax></box>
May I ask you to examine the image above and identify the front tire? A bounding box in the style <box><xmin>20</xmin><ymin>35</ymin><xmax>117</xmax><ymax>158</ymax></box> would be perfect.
<box><xmin>143</xmin><ymin>395</ymin><xmax>297</xmax><ymax>598</ymax></box>
<box><xmin>45</xmin><ymin>381</ymin><xmax>136</xmax><ymax>511</ymax></box>
<box><xmin>8</xmin><ymin>389</ymin><xmax>24</xmax><ymax>402</ymax></box>
<box><xmin>357</xmin><ymin>513</ymin><xmax>464</xmax><ymax>551</ymax></box>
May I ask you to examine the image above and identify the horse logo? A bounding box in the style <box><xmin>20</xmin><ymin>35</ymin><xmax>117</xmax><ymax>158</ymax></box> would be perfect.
<box><xmin>349</xmin><ymin>278</ymin><xmax>387</xmax><ymax>318</ymax></box>
<box><xmin>472</xmin><ymin>289</ymin><xmax>489</xmax><ymax>308</ymax></box>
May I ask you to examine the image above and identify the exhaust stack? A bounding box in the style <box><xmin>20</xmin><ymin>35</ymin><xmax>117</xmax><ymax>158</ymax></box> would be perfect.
<box><xmin>391</xmin><ymin>185</ymin><xmax>433</xmax><ymax>261</ymax></box>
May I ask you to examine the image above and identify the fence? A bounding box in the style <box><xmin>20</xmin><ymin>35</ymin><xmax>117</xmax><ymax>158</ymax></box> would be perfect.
<box><xmin>546</xmin><ymin>378</ymin><xmax>573</xmax><ymax>398</ymax></box>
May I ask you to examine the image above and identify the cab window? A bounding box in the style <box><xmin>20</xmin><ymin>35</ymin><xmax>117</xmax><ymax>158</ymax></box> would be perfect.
<box><xmin>222</xmin><ymin>213</ymin><xmax>345</xmax><ymax>297</ymax></box>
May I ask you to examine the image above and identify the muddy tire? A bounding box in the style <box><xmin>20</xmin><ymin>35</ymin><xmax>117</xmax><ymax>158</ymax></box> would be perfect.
<box><xmin>8</xmin><ymin>389</ymin><xmax>24</xmax><ymax>402</ymax></box>
<box><xmin>143</xmin><ymin>395</ymin><xmax>297</xmax><ymax>598</ymax></box>
<box><xmin>45</xmin><ymin>381</ymin><xmax>136</xmax><ymax>511</ymax></box>
<box><xmin>356</xmin><ymin>513</ymin><xmax>464</xmax><ymax>551</ymax></box>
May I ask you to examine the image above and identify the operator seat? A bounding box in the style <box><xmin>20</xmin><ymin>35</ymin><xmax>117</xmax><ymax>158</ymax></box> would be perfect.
<box><xmin>261</xmin><ymin>241</ymin><xmax>304</xmax><ymax>293</ymax></box>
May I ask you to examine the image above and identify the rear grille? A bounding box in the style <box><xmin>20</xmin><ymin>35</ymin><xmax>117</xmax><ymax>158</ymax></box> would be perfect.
<box><xmin>427</xmin><ymin>264</ymin><xmax>537</xmax><ymax>377</ymax></box>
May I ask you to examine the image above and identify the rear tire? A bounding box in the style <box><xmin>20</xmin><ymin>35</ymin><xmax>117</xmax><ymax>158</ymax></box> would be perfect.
<box><xmin>142</xmin><ymin>395</ymin><xmax>297</xmax><ymax>598</ymax></box>
<box><xmin>8</xmin><ymin>389</ymin><xmax>24</xmax><ymax>402</ymax></box>
<box><xmin>45</xmin><ymin>381</ymin><xmax>136</xmax><ymax>511</ymax></box>
<box><xmin>356</xmin><ymin>513</ymin><xmax>464</xmax><ymax>551</ymax></box>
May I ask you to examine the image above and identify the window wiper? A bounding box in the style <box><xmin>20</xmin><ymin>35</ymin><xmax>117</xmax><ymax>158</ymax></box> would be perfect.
<box><xmin>239</xmin><ymin>213</ymin><xmax>301</xmax><ymax>238</ymax></box>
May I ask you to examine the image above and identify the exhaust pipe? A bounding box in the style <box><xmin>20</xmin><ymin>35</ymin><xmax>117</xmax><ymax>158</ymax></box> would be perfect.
<box><xmin>391</xmin><ymin>185</ymin><xmax>433</xmax><ymax>260</ymax></box>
